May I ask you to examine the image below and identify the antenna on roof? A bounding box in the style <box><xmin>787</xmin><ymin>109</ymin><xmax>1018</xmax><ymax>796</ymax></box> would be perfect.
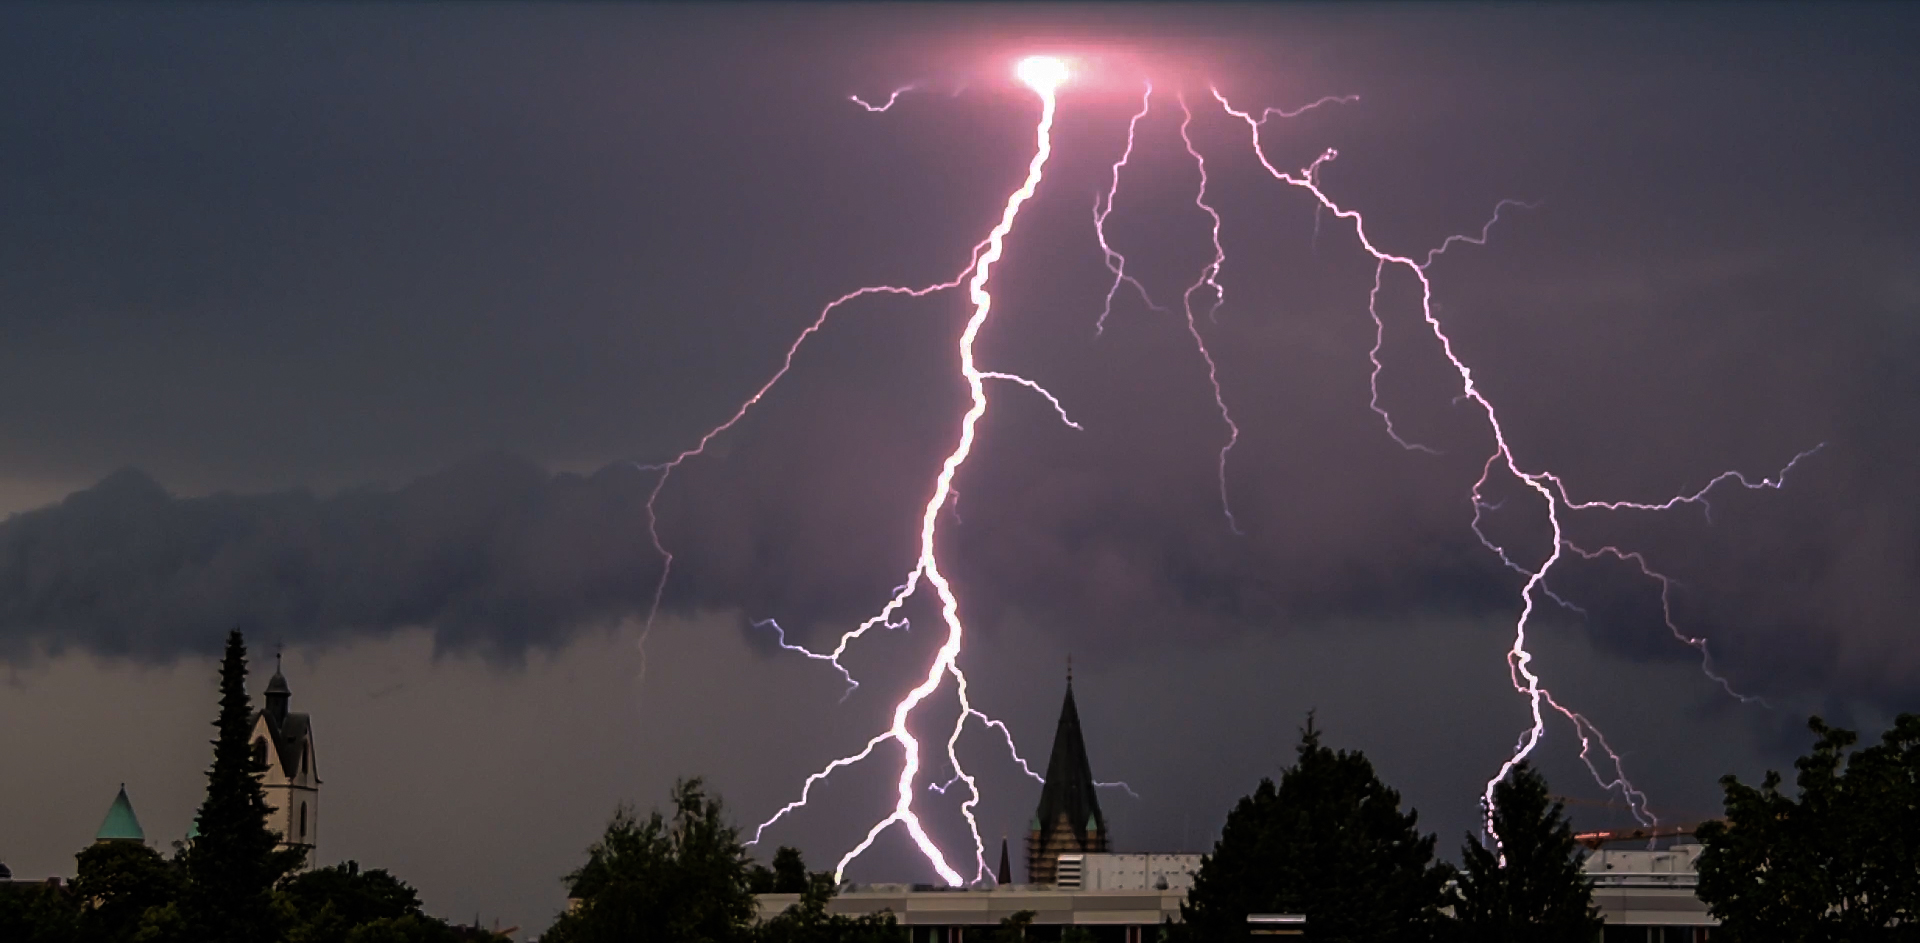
<box><xmin>1066</xmin><ymin>653</ymin><xmax>1072</xmax><ymax>687</ymax></box>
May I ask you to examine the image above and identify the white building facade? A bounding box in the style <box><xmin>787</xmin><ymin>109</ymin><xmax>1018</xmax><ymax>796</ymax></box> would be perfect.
<box><xmin>250</xmin><ymin>664</ymin><xmax>319</xmax><ymax>863</ymax></box>
<box><xmin>1584</xmin><ymin>843</ymin><xmax>1715</xmax><ymax>942</ymax></box>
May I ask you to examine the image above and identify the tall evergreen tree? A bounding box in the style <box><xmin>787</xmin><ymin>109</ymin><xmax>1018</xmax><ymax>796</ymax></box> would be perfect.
<box><xmin>1180</xmin><ymin>718</ymin><xmax>1451</xmax><ymax>943</ymax></box>
<box><xmin>1448</xmin><ymin>763</ymin><xmax>1600</xmax><ymax>942</ymax></box>
<box><xmin>182</xmin><ymin>630</ymin><xmax>300</xmax><ymax>943</ymax></box>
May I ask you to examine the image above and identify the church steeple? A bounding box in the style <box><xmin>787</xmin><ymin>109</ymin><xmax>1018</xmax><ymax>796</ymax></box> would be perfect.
<box><xmin>1027</xmin><ymin>666</ymin><xmax>1108</xmax><ymax>884</ymax></box>
<box><xmin>251</xmin><ymin>656</ymin><xmax>319</xmax><ymax>865</ymax></box>
<box><xmin>264</xmin><ymin>652</ymin><xmax>290</xmax><ymax>729</ymax></box>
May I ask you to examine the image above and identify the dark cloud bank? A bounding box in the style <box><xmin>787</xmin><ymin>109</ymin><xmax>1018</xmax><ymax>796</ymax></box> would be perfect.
<box><xmin>0</xmin><ymin>4</ymin><xmax>1916</xmax><ymax>727</ymax></box>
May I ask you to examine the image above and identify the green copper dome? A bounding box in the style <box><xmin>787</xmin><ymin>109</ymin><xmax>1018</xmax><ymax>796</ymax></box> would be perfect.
<box><xmin>95</xmin><ymin>785</ymin><xmax>145</xmax><ymax>843</ymax></box>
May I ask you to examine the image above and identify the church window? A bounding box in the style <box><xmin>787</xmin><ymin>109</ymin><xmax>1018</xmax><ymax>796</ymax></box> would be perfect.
<box><xmin>299</xmin><ymin>803</ymin><xmax>307</xmax><ymax>839</ymax></box>
<box><xmin>252</xmin><ymin>737</ymin><xmax>268</xmax><ymax>769</ymax></box>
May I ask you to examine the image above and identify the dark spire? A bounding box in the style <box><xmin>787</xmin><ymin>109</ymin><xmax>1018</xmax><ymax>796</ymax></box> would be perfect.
<box><xmin>264</xmin><ymin>657</ymin><xmax>291</xmax><ymax>730</ymax></box>
<box><xmin>1035</xmin><ymin>676</ymin><xmax>1105</xmax><ymax>845</ymax></box>
<box><xmin>997</xmin><ymin>837</ymin><xmax>1012</xmax><ymax>886</ymax></box>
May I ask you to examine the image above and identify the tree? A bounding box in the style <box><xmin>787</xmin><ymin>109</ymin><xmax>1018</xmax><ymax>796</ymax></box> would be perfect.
<box><xmin>1180</xmin><ymin>718</ymin><xmax>1451</xmax><ymax>943</ymax></box>
<box><xmin>70</xmin><ymin>841</ymin><xmax>184</xmax><ymax>942</ymax></box>
<box><xmin>748</xmin><ymin>847</ymin><xmax>811</xmax><ymax>895</ymax></box>
<box><xmin>981</xmin><ymin>910</ymin><xmax>1035</xmax><ymax>943</ymax></box>
<box><xmin>1695</xmin><ymin>713</ymin><xmax>1920</xmax><ymax>942</ymax></box>
<box><xmin>755</xmin><ymin>872</ymin><xmax>901</xmax><ymax>943</ymax></box>
<box><xmin>544</xmin><ymin>779</ymin><xmax>760</xmax><ymax>943</ymax></box>
<box><xmin>340</xmin><ymin>914</ymin><xmax>463</xmax><ymax>943</ymax></box>
<box><xmin>282</xmin><ymin>860</ymin><xmax>446</xmax><ymax>943</ymax></box>
<box><xmin>770</xmin><ymin>847</ymin><xmax>809</xmax><ymax>895</ymax></box>
<box><xmin>182</xmin><ymin>630</ymin><xmax>302</xmax><ymax>943</ymax></box>
<box><xmin>0</xmin><ymin>881</ymin><xmax>79</xmax><ymax>943</ymax></box>
<box><xmin>1448</xmin><ymin>763</ymin><xmax>1599</xmax><ymax>942</ymax></box>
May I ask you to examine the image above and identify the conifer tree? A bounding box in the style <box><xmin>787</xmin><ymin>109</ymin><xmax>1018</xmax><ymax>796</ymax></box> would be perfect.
<box><xmin>1449</xmin><ymin>763</ymin><xmax>1600</xmax><ymax>942</ymax></box>
<box><xmin>1180</xmin><ymin>717</ymin><xmax>1451</xmax><ymax>943</ymax></box>
<box><xmin>182</xmin><ymin>630</ymin><xmax>299</xmax><ymax>942</ymax></box>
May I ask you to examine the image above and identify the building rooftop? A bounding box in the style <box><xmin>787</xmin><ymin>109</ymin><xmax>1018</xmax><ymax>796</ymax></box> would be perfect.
<box><xmin>756</xmin><ymin>884</ymin><xmax>1186</xmax><ymax>927</ymax></box>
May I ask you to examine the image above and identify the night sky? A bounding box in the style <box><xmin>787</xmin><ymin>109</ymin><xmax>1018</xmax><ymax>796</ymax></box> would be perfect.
<box><xmin>2</xmin><ymin>2</ymin><xmax>1917</xmax><ymax>934</ymax></box>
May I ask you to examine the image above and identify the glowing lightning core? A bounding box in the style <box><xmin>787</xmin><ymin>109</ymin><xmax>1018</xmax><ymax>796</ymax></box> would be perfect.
<box><xmin>751</xmin><ymin>55</ymin><xmax>1071</xmax><ymax>887</ymax></box>
<box><xmin>833</xmin><ymin>53</ymin><xmax>1066</xmax><ymax>886</ymax></box>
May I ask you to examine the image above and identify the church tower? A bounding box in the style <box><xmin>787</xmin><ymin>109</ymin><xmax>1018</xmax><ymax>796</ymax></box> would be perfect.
<box><xmin>94</xmin><ymin>785</ymin><xmax>146</xmax><ymax>845</ymax></box>
<box><xmin>250</xmin><ymin>658</ymin><xmax>319</xmax><ymax>864</ymax></box>
<box><xmin>1026</xmin><ymin>669</ymin><xmax>1108</xmax><ymax>884</ymax></box>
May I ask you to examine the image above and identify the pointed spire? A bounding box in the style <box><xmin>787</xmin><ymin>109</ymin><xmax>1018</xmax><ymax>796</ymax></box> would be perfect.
<box><xmin>96</xmin><ymin>784</ymin><xmax>146</xmax><ymax>843</ymax></box>
<box><xmin>997</xmin><ymin>836</ymin><xmax>1013</xmax><ymax>886</ymax></box>
<box><xmin>1037</xmin><ymin>678</ymin><xmax>1103</xmax><ymax>837</ymax></box>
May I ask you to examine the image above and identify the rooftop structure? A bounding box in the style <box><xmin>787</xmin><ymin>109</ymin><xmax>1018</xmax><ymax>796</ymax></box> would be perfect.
<box><xmin>95</xmin><ymin>785</ymin><xmax>145</xmax><ymax>844</ymax></box>
<box><xmin>1583</xmin><ymin>842</ymin><xmax>1715</xmax><ymax>938</ymax></box>
<box><xmin>756</xmin><ymin>885</ymin><xmax>1182</xmax><ymax>943</ymax></box>
<box><xmin>1054</xmin><ymin>854</ymin><xmax>1201</xmax><ymax>892</ymax></box>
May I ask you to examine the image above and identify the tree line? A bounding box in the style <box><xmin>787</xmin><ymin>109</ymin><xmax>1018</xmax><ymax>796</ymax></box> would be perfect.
<box><xmin>0</xmin><ymin>632</ymin><xmax>499</xmax><ymax>943</ymax></box>
<box><xmin>551</xmin><ymin>713</ymin><xmax>1920</xmax><ymax>943</ymax></box>
<box><xmin>5</xmin><ymin>630</ymin><xmax>1914</xmax><ymax>942</ymax></box>
<box><xmin>541</xmin><ymin>718</ymin><xmax>1601</xmax><ymax>943</ymax></box>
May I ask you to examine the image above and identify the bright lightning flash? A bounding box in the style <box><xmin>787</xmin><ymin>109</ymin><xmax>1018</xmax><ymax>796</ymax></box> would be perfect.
<box><xmin>640</xmin><ymin>49</ymin><xmax>1819</xmax><ymax>884</ymax></box>
<box><xmin>741</xmin><ymin>55</ymin><xmax>1073</xmax><ymax>887</ymax></box>
<box><xmin>1016</xmin><ymin>56</ymin><xmax>1070</xmax><ymax>95</ymax></box>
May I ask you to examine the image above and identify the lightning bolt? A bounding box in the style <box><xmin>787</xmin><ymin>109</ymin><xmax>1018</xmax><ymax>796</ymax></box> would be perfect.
<box><xmin>1173</xmin><ymin>92</ymin><xmax>1243</xmax><ymax>533</ymax></box>
<box><xmin>745</xmin><ymin>56</ymin><xmax>1069</xmax><ymax>886</ymax></box>
<box><xmin>634</xmin><ymin>242</ymin><xmax>991</xmax><ymax>683</ymax></box>
<box><xmin>1210</xmin><ymin>87</ymin><xmax>1816</xmax><ymax>844</ymax></box>
<box><xmin>1093</xmin><ymin>83</ymin><xmax>1165</xmax><ymax>334</ymax></box>
<box><xmin>851</xmin><ymin>85</ymin><xmax>918</xmax><ymax>112</ymax></box>
<box><xmin>660</xmin><ymin>56</ymin><xmax>1814</xmax><ymax>881</ymax></box>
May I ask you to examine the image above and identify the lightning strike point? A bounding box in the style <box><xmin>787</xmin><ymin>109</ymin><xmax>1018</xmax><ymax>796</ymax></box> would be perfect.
<box><xmin>1016</xmin><ymin>56</ymin><xmax>1069</xmax><ymax>94</ymax></box>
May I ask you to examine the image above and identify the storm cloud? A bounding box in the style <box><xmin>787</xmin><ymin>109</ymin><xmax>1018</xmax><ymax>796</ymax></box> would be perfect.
<box><xmin>0</xmin><ymin>0</ymin><xmax>1912</xmax><ymax>714</ymax></box>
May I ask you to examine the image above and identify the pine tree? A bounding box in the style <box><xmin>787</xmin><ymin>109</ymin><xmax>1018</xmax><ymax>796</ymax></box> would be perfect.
<box><xmin>1449</xmin><ymin>763</ymin><xmax>1600</xmax><ymax>942</ymax></box>
<box><xmin>1180</xmin><ymin>717</ymin><xmax>1451</xmax><ymax>943</ymax></box>
<box><xmin>182</xmin><ymin>630</ymin><xmax>299</xmax><ymax>942</ymax></box>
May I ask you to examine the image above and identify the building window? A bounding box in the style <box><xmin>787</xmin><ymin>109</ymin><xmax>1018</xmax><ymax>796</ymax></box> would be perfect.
<box><xmin>252</xmin><ymin>738</ymin><xmax>268</xmax><ymax>769</ymax></box>
<box><xmin>299</xmin><ymin>803</ymin><xmax>307</xmax><ymax>839</ymax></box>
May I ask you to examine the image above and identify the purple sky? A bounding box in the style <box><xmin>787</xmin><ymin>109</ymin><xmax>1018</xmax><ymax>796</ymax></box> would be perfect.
<box><xmin>1</xmin><ymin>3</ymin><xmax>1916</xmax><ymax>934</ymax></box>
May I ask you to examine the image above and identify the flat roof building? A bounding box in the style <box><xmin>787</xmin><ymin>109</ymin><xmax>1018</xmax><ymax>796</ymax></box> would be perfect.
<box><xmin>1584</xmin><ymin>843</ymin><xmax>1716</xmax><ymax>942</ymax></box>
<box><xmin>755</xmin><ymin>885</ymin><xmax>1183</xmax><ymax>943</ymax></box>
